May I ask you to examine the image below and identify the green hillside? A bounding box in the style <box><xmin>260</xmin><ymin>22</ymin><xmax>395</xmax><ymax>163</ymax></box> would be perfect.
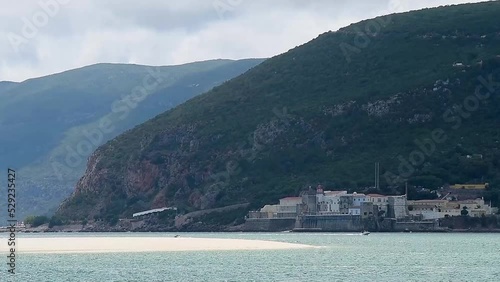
<box><xmin>0</xmin><ymin>59</ymin><xmax>264</xmax><ymax>219</ymax></box>
<box><xmin>58</xmin><ymin>2</ymin><xmax>500</xmax><ymax>225</ymax></box>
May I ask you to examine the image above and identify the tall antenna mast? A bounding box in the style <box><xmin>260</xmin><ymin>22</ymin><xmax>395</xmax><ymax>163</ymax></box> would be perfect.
<box><xmin>374</xmin><ymin>162</ymin><xmax>380</xmax><ymax>190</ymax></box>
<box><xmin>377</xmin><ymin>162</ymin><xmax>380</xmax><ymax>190</ymax></box>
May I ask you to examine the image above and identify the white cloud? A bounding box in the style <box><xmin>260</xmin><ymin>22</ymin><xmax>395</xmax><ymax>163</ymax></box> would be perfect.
<box><xmin>0</xmin><ymin>0</ymin><xmax>486</xmax><ymax>82</ymax></box>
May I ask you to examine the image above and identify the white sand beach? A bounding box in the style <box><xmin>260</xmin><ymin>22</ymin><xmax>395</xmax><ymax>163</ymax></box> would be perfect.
<box><xmin>0</xmin><ymin>237</ymin><xmax>316</xmax><ymax>254</ymax></box>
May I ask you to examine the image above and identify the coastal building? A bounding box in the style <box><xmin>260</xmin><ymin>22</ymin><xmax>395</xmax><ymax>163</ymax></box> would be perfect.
<box><xmin>257</xmin><ymin>205</ymin><xmax>279</xmax><ymax>218</ymax></box>
<box><xmin>456</xmin><ymin>199</ymin><xmax>494</xmax><ymax>217</ymax></box>
<box><xmin>346</xmin><ymin>193</ymin><xmax>368</xmax><ymax>215</ymax></box>
<box><xmin>249</xmin><ymin>188</ymin><xmax>409</xmax><ymax>219</ymax></box>
<box><xmin>387</xmin><ymin>196</ymin><xmax>408</xmax><ymax>219</ymax></box>
<box><xmin>301</xmin><ymin>188</ymin><xmax>319</xmax><ymax>214</ymax></box>
<box><xmin>438</xmin><ymin>183</ymin><xmax>489</xmax><ymax>202</ymax></box>
<box><xmin>277</xmin><ymin>197</ymin><xmax>302</xmax><ymax>217</ymax></box>
<box><xmin>339</xmin><ymin>194</ymin><xmax>353</xmax><ymax>215</ymax></box>
<box><xmin>335</xmin><ymin>192</ymin><xmax>367</xmax><ymax>215</ymax></box>
<box><xmin>317</xmin><ymin>190</ymin><xmax>347</xmax><ymax>214</ymax></box>
<box><xmin>367</xmin><ymin>194</ymin><xmax>389</xmax><ymax>203</ymax></box>
<box><xmin>407</xmin><ymin>199</ymin><xmax>453</xmax><ymax>220</ymax></box>
<box><xmin>367</xmin><ymin>194</ymin><xmax>389</xmax><ymax>215</ymax></box>
<box><xmin>245</xmin><ymin>185</ymin><xmax>496</xmax><ymax>232</ymax></box>
<box><xmin>438</xmin><ymin>183</ymin><xmax>488</xmax><ymax>201</ymax></box>
<box><xmin>449</xmin><ymin>183</ymin><xmax>488</xmax><ymax>190</ymax></box>
<box><xmin>360</xmin><ymin>202</ymin><xmax>377</xmax><ymax>218</ymax></box>
<box><xmin>248</xmin><ymin>197</ymin><xmax>301</xmax><ymax>219</ymax></box>
<box><xmin>408</xmin><ymin>198</ymin><xmax>494</xmax><ymax>220</ymax></box>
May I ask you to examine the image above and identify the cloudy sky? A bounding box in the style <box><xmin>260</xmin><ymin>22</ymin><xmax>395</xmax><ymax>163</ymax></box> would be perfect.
<box><xmin>0</xmin><ymin>0</ymin><xmax>485</xmax><ymax>82</ymax></box>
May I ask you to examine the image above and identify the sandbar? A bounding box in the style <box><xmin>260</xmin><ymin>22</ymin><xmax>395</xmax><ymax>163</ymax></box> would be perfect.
<box><xmin>0</xmin><ymin>237</ymin><xmax>316</xmax><ymax>254</ymax></box>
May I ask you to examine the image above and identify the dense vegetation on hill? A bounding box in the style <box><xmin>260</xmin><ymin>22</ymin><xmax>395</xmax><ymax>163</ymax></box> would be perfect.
<box><xmin>0</xmin><ymin>59</ymin><xmax>264</xmax><ymax>219</ymax></box>
<box><xmin>58</xmin><ymin>2</ymin><xmax>500</xmax><ymax>225</ymax></box>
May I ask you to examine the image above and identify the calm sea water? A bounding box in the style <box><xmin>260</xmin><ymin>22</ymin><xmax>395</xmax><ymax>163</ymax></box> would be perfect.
<box><xmin>1</xmin><ymin>232</ymin><xmax>499</xmax><ymax>281</ymax></box>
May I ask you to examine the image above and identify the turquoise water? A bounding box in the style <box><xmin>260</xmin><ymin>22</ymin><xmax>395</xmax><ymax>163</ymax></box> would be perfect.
<box><xmin>1</xmin><ymin>232</ymin><xmax>499</xmax><ymax>281</ymax></box>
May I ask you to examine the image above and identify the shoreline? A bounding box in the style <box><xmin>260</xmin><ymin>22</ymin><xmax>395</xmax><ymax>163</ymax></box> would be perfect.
<box><xmin>2</xmin><ymin>229</ymin><xmax>500</xmax><ymax>233</ymax></box>
<box><xmin>0</xmin><ymin>236</ymin><xmax>317</xmax><ymax>254</ymax></box>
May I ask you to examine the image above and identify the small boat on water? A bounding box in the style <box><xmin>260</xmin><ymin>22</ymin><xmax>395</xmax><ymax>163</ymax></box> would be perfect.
<box><xmin>362</xmin><ymin>231</ymin><xmax>370</xmax><ymax>235</ymax></box>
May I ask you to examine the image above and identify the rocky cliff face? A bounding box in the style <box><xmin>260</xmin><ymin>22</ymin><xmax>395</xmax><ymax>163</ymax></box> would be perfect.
<box><xmin>58</xmin><ymin>2</ymin><xmax>500</xmax><ymax>226</ymax></box>
<box><xmin>0</xmin><ymin>58</ymin><xmax>265</xmax><ymax>221</ymax></box>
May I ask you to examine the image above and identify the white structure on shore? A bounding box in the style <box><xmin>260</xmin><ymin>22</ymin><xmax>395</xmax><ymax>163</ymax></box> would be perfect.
<box><xmin>248</xmin><ymin>188</ymin><xmax>409</xmax><ymax>219</ymax></box>
<box><xmin>248</xmin><ymin>186</ymin><xmax>498</xmax><ymax>221</ymax></box>
<box><xmin>133</xmin><ymin>207</ymin><xmax>177</xmax><ymax>218</ymax></box>
<box><xmin>317</xmin><ymin>190</ymin><xmax>347</xmax><ymax>214</ymax></box>
<box><xmin>408</xmin><ymin>198</ymin><xmax>495</xmax><ymax>220</ymax></box>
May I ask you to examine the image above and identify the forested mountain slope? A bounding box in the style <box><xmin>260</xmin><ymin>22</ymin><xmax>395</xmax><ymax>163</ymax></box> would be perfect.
<box><xmin>0</xmin><ymin>59</ymin><xmax>264</xmax><ymax>219</ymax></box>
<box><xmin>58</xmin><ymin>2</ymin><xmax>500</xmax><ymax>225</ymax></box>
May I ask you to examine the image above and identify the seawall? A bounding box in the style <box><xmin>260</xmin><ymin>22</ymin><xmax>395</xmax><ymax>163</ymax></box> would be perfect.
<box><xmin>243</xmin><ymin>218</ymin><xmax>296</xmax><ymax>231</ymax></box>
<box><xmin>298</xmin><ymin>215</ymin><xmax>366</xmax><ymax>232</ymax></box>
